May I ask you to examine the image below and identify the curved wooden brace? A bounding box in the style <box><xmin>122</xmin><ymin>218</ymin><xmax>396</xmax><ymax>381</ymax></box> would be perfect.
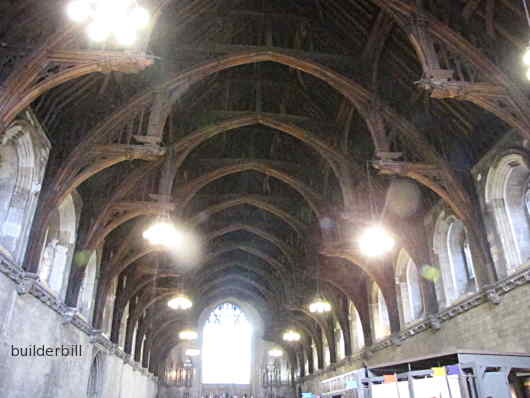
<box><xmin>378</xmin><ymin>0</ymin><xmax>530</xmax><ymax>138</ymax></box>
<box><xmin>196</xmin><ymin>275</ymin><xmax>278</xmax><ymax>303</ymax></box>
<box><xmin>199</xmin><ymin>243</ymin><xmax>292</xmax><ymax>277</ymax></box>
<box><xmin>175</xmin><ymin>160</ymin><xmax>323</xmax><ymax>216</ymax></box>
<box><xmin>117</xmin><ymin>273</ymin><xmax>181</xmax><ymax>311</ymax></box>
<box><xmin>191</xmin><ymin>195</ymin><xmax>307</xmax><ymax>238</ymax></box>
<box><xmin>204</xmin><ymin>222</ymin><xmax>298</xmax><ymax>266</ymax></box>
<box><xmin>171</xmin><ymin>113</ymin><xmax>349</xmax><ymax>202</ymax></box>
<box><xmin>82</xmin><ymin>160</ymin><xmax>164</xmax><ymax>249</ymax></box>
<box><xmin>192</xmin><ymin>261</ymin><xmax>286</xmax><ymax>292</ymax></box>
<box><xmin>87</xmin><ymin>204</ymin><xmax>171</xmax><ymax>250</ymax></box>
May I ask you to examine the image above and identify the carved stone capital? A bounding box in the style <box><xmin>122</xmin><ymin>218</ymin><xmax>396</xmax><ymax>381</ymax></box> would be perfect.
<box><xmin>361</xmin><ymin>349</ymin><xmax>373</xmax><ymax>360</ymax></box>
<box><xmin>429</xmin><ymin>315</ymin><xmax>441</xmax><ymax>331</ymax></box>
<box><xmin>16</xmin><ymin>273</ymin><xmax>39</xmax><ymax>295</ymax></box>
<box><xmin>486</xmin><ymin>289</ymin><xmax>502</xmax><ymax>305</ymax></box>
<box><xmin>390</xmin><ymin>335</ymin><xmax>403</xmax><ymax>346</ymax></box>
<box><xmin>62</xmin><ymin>306</ymin><xmax>79</xmax><ymax>324</ymax></box>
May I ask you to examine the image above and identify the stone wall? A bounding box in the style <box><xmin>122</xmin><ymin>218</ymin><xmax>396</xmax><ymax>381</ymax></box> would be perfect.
<box><xmin>0</xmin><ymin>258</ymin><xmax>158</xmax><ymax>398</ymax></box>
<box><xmin>299</xmin><ymin>257</ymin><xmax>530</xmax><ymax>394</ymax></box>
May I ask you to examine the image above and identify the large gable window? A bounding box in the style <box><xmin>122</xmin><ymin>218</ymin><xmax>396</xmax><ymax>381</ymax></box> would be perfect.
<box><xmin>202</xmin><ymin>303</ymin><xmax>252</xmax><ymax>385</ymax></box>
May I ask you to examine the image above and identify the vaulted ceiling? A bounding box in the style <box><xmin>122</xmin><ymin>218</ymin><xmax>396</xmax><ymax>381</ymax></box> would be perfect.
<box><xmin>2</xmin><ymin>0</ymin><xmax>530</xmax><ymax>372</ymax></box>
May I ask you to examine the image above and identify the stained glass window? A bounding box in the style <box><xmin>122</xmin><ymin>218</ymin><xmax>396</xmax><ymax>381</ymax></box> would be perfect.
<box><xmin>202</xmin><ymin>303</ymin><xmax>252</xmax><ymax>384</ymax></box>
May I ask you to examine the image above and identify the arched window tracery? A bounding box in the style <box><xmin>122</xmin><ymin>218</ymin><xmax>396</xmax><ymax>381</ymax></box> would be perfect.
<box><xmin>37</xmin><ymin>193</ymin><xmax>80</xmax><ymax>298</ymax></box>
<box><xmin>0</xmin><ymin>118</ymin><xmax>50</xmax><ymax>263</ymax></box>
<box><xmin>311</xmin><ymin>341</ymin><xmax>318</xmax><ymax>370</ymax></box>
<box><xmin>348</xmin><ymin>301</ymin><xmax>364</xmax><ymax>352</ymax></box>
<box><xmin>334</xmin><ymin>319</ymin><xmax>345</xmax><ymax>361</ymax></box>
<box><xmin>485</xmin><ymin>153</ymin><xmax>530</xmax><ymax>276</ymax></box>
<box><xmin>321</xmin><ymin>329</ymin><xmax>330</xmax><ymax>368</ymax></box>
<box><xmin>78</xmin><ymin>250</ymin><xmax>99</xmax><ymax>322</ymax></box>
<box><xmin>395</xmin><ymin>250</ymin><xmax>424</xmax><ymax>325</ymax></box>
<box><xmin>433</xmin><ymin>214</ymin><xmax>478</xmax><ymax>306</ymax></box>
<box><xmin>202</xmin><ymin>302</ymin><xmax>252</xmax><ymax>385</ymax></box>
<box><xmin>370</xmin><ymin>283</ymin><xmax>390</xmax><ymax>341</ymax></box>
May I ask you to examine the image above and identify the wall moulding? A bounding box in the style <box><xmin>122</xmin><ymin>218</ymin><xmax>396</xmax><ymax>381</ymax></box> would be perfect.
<box><xmin>0</xmin><ymin>254</ymin><xmax>157</xmax><ymax>381</ymax></box>
<box><xmin>299</xmin><ymin>263</ymin><xmax>530</xmax><ymax>383</ymax></box>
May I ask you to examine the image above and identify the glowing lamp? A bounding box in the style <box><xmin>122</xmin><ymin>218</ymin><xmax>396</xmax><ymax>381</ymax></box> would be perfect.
<box><xmin>66</xmin><ymin>0</ymin><xmax>150</xmax><ymax>46</ymax></box>
<box><xmin>268</xmin><ymin>348</ymin><xmax>283</xmax><ymax>358</ymax></box>
<box><xmin>358</xmin><ymin>225</ymin><xmax>395</xmax><ymax>257</ymax></box>
<box><xmin>185</xmin><ymin>348</ymin><xmax>201</xmax><ymax>357</ymax></box>
<box><xmin>143</xmin><ymin>221</ymin><xmax>184</xmax><ymax>248</ymax></box>
<box><xmin>282</xmin><ymin>330</ymin><xmax>301</xmax><ymax>342</ymax></box>
<box><xmin>168</xmin><ymin>295</ymin><xmax>193</xmax><ymax>310</ymax></box>
<box><xmin>179</xmin><ymin>329</ymin><xmax>198</xmax><ymax>341</ymax></box>
<box><xmin>131</xmin><ymin>7</ymin><xmax>150</xmax><ymax>28</ymax></box>
<box><xmin>309</xmin><ymin>296</ymin><xmax>332</xmax><ymax>313</ymax></box>
<box><xmin>67</xmin><ymin>1</ymin><xmax>91</xmax><ymax>22</ymax></box>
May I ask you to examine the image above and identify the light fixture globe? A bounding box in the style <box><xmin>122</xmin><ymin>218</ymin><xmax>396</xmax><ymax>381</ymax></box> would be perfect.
<box><xmin>268</xmin><ymin>348</ymin><xmax>283</xmax><ymax>358</ymax></box>
<box><xmin>179</xmin><ymin>329</ymin><xmax>198</xmax><ymax>341</ymax></box>
<box><xmin>168</xmin><ymin>294</ymin><xmax>193</xmax><ymax>310</ymax></box>
<box><xmin>309</xmin><ymin>296</ymin><xmax>332</xmax><ymax>313</ymax></box>
<box><xmin>66</xmin><ymin>0</ymin><xmax>150</xmax><ymax>46</ymax></box>
<box><xmin>143</xmin><ymin>221</ymin><xmax>183</xmax><ymax>248</ymax></box>
<box><xmin>185</xmin><ymin>348</ymin><xmax>201</xmax><ymax>357</ymax></box>
<box><xmin>282</xmin><ymin>329</ymin><xmax>301</xmax><ymax>342</ymax></box>
<box><xmin>358</xmin><ymin>225</ymin><xmax>395</xmax><ymax>257</ymax></box>
<box><xmin>66</xmin><ymin>0</ymin><xmax>91</xmax><ymax>22</ymax></box>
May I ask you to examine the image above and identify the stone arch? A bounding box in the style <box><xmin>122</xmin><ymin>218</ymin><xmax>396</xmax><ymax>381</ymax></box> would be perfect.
<box><xmin>433</xmin><ymin>212</ymin><xmax>478</xmax><ymax>307</ymax></box>
<box><xmin>369</xmin><ymin>281</ymin><xmax>391</xmax><ymax>341</ymax></box>
<box><xmin>485</xmin><ymin>151</ymin><xmax>530</xmax><ymax>277</ymax></box>
<box><xmin>395</xmin><ymin>249</ymin><xmax>424</xmax><ymax>325</ymax></box>
<box><xmin>348</xmin><ymin>300</ymin><xmax>365</xmax><ymax>352</ymax></box>
<box><xmin>77</xmin><ymin>249</ymin><xmax>101</xmax><ymax>323</ymax></box>
<box><xmin>0</xmin><ymin>118</ymin><xmax>50</xmax><ymax>263</ymax></box>
<box><xmin>37</xmin><ymin>191</ymin><xmax>81</xmax><ymax>299</ymax></box>
<box><xmin>334</xmin><ymin>317</ymin><xmax>345</xmax><ymax>361</ymax></box>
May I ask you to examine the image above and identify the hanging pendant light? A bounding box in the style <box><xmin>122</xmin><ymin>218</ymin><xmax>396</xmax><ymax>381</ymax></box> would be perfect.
<box><xmin>179</xmin><ymin>329</ymin><xmax>198</xmax><ymax>341</ymax></box>
<box><xmin>308</xmin><ymin>260</ymin><xmax>331</xmax><ymax>313</ymax></box>
<box><xmin>65</xmin><ymin>0</ymin><xmax>150</xmax><ymax>46</ymax></box>
<box><xmin>185</xmin><ymin>348</ymin><xmax>201</xmax><ymax>357</ymax></box>
<box><xmin>309</xmin><ymin>296</ymin><xmax>332</xmax><ymax>313</ymax></box>
<box><xmin>268</xmin><ymin>347</ymin><xmax>284</xmax><ymax>357</ymax></box>
<box><xmin>358</xmin><ymin>224</ymin><xmax>395</xmax><ymax>257</ymax></box>
<box><xmin>282</xmin><ymin>329</ymin><xmax>301</xmax><ymax>342</ymax></box>
<box><xmin>168</xmin><ymin>294</ymin><xmax>193</xmax><ymax>310</ymax></box>
<box><xmin>357</xmin><ymin>163</ymin><xmax>395</xmax><ymax>257</ymax></box>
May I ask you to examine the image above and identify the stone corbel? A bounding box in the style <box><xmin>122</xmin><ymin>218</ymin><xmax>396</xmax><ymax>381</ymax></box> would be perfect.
<box><xmin>390</xmin><ymin>335</ymin><xmax>403</xmax><ymax>347</ymax></box>
<box><xmin>15</xmin><ymin>272</ymin><xmax>39</xmax><ymax>295</ymax></box>
<box><xmin>361</xmin><ymin>349</ymin><xmax>373</xmax><ymax>361</ymax></box>
<box><xmin>62</xmin><ymin>306</ymin><xmax>79</xmax><ymax>325</ymax></box>
<box><xmin>428</xmin><ymin>314</ymin><xmax>441</xmax><ymax>331</ymax></box>
<box><xmin>486</xmin><ymin>289</ymin><xmax>502</xmax><ymax>305</ymax></box>
<box><xmin>90</xmin><ymin>330</ymin><xmax>114</xmax><ymax>353</ymax></box>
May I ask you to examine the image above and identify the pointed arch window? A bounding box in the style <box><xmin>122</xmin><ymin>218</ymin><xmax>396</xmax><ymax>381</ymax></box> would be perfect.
<box><xmin>348</xmin><ymin>301</ymin><xmax>364</xmax><ymax>351</ymax></box>
<box><xmin>202</xmin><ymin>303</ymin><xmax>252</xmax><ymax>384</ymax></box>
<box><xmin>485</xmin><ymin>154</ymin><xmax>530</xmax><ymax>276</ymax></box>
<box><xmin>322</xmin><ymin>329</ymin><xmax>330</xmax><ymax>368</ymax></box>
<box><xmin>433</xmin><ymin>215</ymin><xmax>478</xmax><ymax>306</ymax></box>
<box><xmin>396</xmin><ymin>250</ymin><xmax>423</xmax><ymax>324</ymax></box>
<box><xmin>334</xmin><ymin>320</ymin><xmax>345</xmax><ymax>361</ymax></box>
<box><xmin>370</xmin><ymin>284</ymin><xmax>390</xmax><ymax>341</ymax></box>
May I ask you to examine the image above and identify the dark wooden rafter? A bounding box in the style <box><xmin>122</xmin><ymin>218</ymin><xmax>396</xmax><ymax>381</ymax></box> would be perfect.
<box><xmin>0</xmin><ymin>46</ymin><xmax>153</xmax><ymax>135</ymax></box>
